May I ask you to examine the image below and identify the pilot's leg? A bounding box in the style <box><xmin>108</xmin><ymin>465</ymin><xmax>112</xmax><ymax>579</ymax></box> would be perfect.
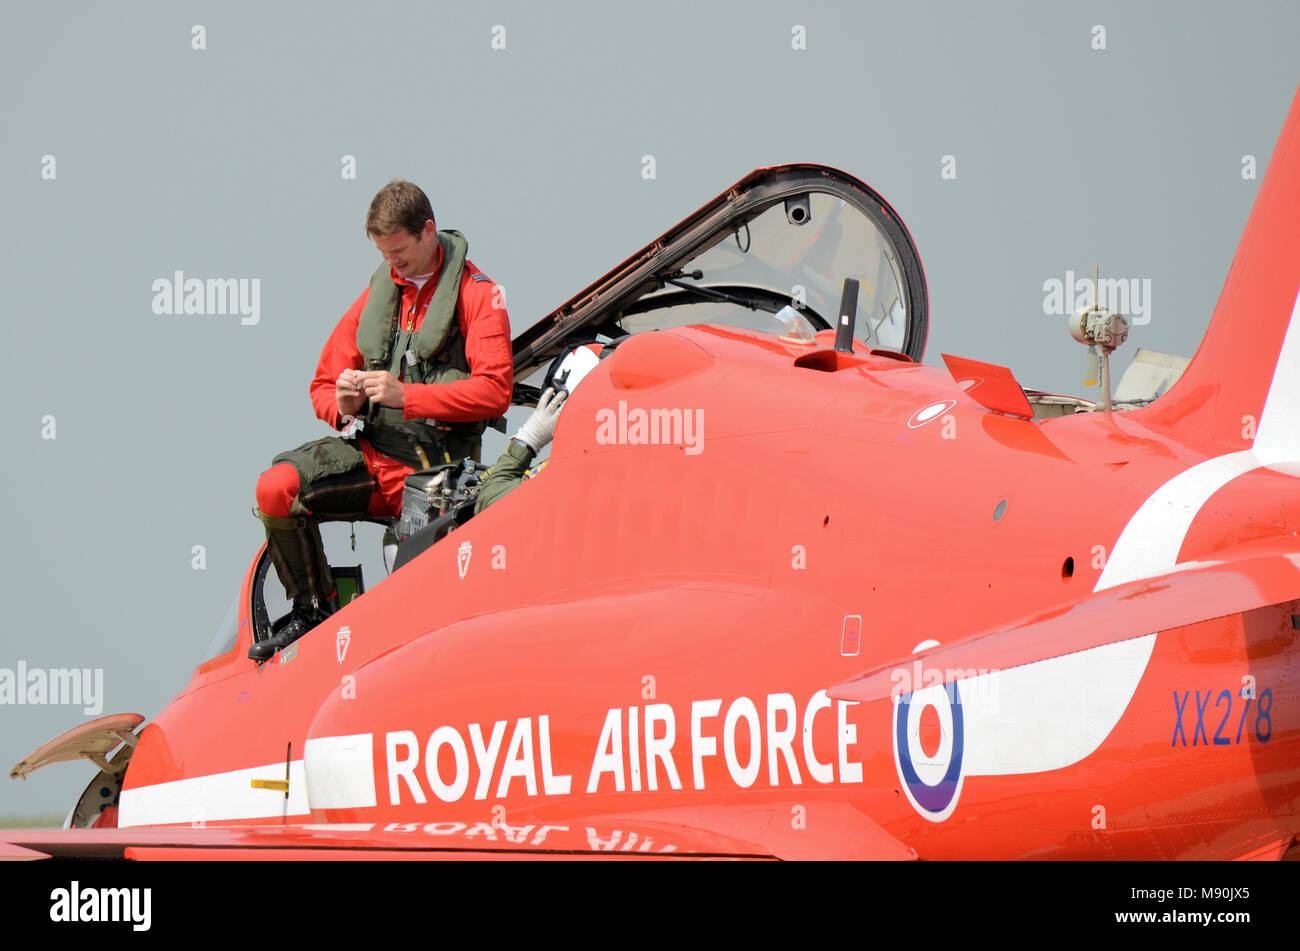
<box><xmin>249</xmin><ymin>438</ymin><xmax>376</xmax><ymax>660</ymax></box>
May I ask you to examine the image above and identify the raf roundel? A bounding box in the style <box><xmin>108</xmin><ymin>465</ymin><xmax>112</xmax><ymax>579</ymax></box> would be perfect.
<box><xmin>893</xmin><ymin>680</ymin><xmax>966</xmax><ymax>822</ymax></box>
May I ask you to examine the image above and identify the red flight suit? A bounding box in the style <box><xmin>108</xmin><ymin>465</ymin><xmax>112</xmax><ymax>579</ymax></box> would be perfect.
<box><xmin>257</xmin><ymin>250</ymin><xmax>512</xmax><ymax>519</ymax></box>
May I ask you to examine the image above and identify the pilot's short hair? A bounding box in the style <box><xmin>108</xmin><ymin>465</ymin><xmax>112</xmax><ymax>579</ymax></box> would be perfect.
<box><xmin>365</xmin><ymin>180</ymin><xmax>435</xmax><ymax>238</ymax></box>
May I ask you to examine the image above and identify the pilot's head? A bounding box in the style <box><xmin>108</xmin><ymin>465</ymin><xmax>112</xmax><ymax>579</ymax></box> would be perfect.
<box><xmin>365</xmin><ymin>180</ymin><xmax>440</xmax><ymax>280</ymax></box>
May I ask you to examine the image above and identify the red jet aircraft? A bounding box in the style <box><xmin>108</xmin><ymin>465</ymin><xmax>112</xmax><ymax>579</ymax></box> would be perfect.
<box><xmin>7</xmin><ymin>85</ymin><xmax>1300</xmax><ymax>862</ymax></box>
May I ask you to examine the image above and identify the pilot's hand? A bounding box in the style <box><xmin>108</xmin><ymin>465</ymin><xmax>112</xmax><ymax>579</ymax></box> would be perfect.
<box><xmin>515</xmin><ymin>387</ymin><xmax>568</xmax><ymax>452</ymax></box>
<box><xmin>336</xmin><ymin>369</ymin><xmax>365</xmax><ymax>417</ymax></box>
<box><xmin>359</xmin><ymin>370</ymin><xmax>404</xmax><ymax>409</ymax></box>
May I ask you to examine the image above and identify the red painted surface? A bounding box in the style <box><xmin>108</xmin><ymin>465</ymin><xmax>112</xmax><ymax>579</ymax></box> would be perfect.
<box><xmin>13</xmin><ymin>86</ymin><xmax>1300</xmax><ymax>861</ymax></box>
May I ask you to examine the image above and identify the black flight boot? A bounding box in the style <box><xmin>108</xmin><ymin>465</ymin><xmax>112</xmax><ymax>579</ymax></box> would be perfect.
<box><xmin>248</xmin><ymin>599</ymin><xmax>331</xmax><ymax>661</ymax></box>
<box><xmin>248</xmin><ymin>512</ymin><xmax>336</xmax><ymax>662</ymax></box>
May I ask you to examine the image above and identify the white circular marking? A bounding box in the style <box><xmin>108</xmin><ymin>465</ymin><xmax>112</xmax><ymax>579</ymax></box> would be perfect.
<box><xmin>912</xmin><ymin>639</ymin><xmax>941</xmax><ymax>653</ymax></box>
<box><xmin>957</xmin><ymin>377</ymin><xmax>982</xmax><ymax>391</ymax></box>
<box><xmin>907</xmin><ymin>400</ymin><xmax>957</xmax><ymax>428</ymax></box>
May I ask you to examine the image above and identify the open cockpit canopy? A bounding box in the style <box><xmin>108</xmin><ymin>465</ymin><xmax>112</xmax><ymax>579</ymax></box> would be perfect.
<box><xmin>511</xmin><ymin>164</ymin><xmax>928</xmax><ymax>402</ymax></box>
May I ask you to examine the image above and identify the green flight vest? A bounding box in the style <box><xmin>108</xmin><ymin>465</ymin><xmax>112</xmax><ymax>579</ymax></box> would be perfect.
<box><xmin>356</xmin><ymin>229</ymin><xmax>488</xmax><ymax>468</ymax></box>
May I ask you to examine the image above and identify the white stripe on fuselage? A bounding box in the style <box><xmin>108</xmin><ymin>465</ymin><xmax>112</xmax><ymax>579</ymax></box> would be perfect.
<box><xmin>118</xmin><ymin>759</ymin><xmax>308</xmax><ymax>827</ymax></box>
<box><xmin>303</xmin><ymin>733</ymin><xmax>377</xmax><ymax>809</ymax></box>
<box><xmin>119</xmin><ymin>737</ymin><xmax>382</xmax><ymax>826</ymax></box>
<box><xmin>1097</xmin><ymin>286</ymin><xmax>1300</xmax><ymax>591</ymax></box>
<box><xmin>957</xmin><ymin>634</ymin><xmax>1156</xmax><ymax>775</ymax></box>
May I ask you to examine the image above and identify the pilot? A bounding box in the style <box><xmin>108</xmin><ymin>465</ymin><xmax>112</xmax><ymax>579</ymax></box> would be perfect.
<box><xmin>476</xmin><ymin>344</ymin><xmax>603</xmax><ymax>513</ymax></box>
<box><xmin>251</xmin><ymin>180</ymin><xmax>512</xmax><ymax>661</ymax></box>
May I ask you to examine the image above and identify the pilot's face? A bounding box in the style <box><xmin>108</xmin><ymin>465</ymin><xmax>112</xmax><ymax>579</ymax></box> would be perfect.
<box><xmin>373</xmin><ymin>220</ymin><xmax>439</xmax><ymax>279</ymax></box>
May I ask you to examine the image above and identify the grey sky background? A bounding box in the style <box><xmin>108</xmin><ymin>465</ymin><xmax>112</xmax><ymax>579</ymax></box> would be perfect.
<box><xmin>1</xmin><ymin>1</ymin><xmax>1297</xmax><ymax>818</ymax></box>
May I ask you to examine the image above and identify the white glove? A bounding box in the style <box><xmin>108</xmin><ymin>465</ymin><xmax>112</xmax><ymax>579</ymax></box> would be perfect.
<box><xmin>514</xmin><ymin>387</ymin><xmax>568</xmax><ymax>452</ymax></box>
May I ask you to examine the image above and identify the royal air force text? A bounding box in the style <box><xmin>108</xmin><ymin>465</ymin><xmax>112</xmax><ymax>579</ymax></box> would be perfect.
<box><xmin>384</xmin><ymin>691</ymin><xmax>863</xmax><ymax>805</ymax></box>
